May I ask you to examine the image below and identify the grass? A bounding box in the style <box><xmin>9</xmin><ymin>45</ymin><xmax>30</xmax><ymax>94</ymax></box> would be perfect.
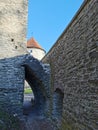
<box><xmin>24</xmin><ymin>88</ymin><xmax>32</xmax><ymax>94</ymax></box>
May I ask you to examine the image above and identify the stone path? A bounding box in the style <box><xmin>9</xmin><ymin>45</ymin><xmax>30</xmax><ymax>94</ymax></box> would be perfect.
<box><xmin>23</xmin><ymin>117</ymin><xmax>54</xmax><ymax>130</ymax></box>
<box><xmin>20</xmin><ymin>94</ymin><xmax>54</xmax><ymax>130</ymax></box>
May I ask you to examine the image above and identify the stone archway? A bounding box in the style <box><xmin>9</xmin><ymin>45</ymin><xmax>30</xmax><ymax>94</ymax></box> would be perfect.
<box><xmin>22</xmin><ymin>55</ymin><xmax>51</xmax><ymax>117</ymax></box>
<box><xmin>25</xmin><ymin>65</ymin><xmax>46</xmax><ymax>116</ymax></box>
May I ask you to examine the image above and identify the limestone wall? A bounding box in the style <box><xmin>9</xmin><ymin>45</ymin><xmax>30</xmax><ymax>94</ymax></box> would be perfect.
<box><xmin>0</xmin><ymin>0</ymin><xmax>28</xmax><ymax>58</ymax></box>
<box><xmin>0</xmin><ymin>0</ymin><xmax>28</xmax><ymax>115</ymax></box>
<box><xmin>42</xmin><ymin>0</ymin><xmax>98</xmax><ymax>129</ymax></box>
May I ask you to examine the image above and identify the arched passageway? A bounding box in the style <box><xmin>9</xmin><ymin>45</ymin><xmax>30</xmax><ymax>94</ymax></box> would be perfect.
<box><xmin>22</xmin><ymin>55</ymin><xmax>50</xmax><ymax>117</ymax></box>
<box><xmin>24</xmin><ymin>65</ymin><xmax>46</xmax><ymax>116</ymax></box>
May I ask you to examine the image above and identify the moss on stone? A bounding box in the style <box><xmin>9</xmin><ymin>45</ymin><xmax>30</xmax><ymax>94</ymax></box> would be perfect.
<box><xmin>0</xmin><ymin>109</ymin><xmax>20</xmax><ymax>130</ymax></box>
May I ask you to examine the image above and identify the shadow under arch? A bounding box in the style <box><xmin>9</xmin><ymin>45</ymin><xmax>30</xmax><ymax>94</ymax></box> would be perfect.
<box><xmin>24</xmin><ymin>65</ymin><xmax>47</xmax><ymax>117</ymax></box>
<box><xmin>25</xmin><ymin>66</ymin><xmax>46</xmax><ymax>115</ymax></box>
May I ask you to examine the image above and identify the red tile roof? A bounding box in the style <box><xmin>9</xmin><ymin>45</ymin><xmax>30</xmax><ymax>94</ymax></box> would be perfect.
<box><xmin>27</xmin><ymin>37</ymin><xmax>43</xmax><ymax>50</ymax></box>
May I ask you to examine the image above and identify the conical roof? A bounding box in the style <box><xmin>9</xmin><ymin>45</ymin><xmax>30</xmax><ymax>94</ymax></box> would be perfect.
<box><xmin>27</xmin><ymin>37</ymin><xmax>43</xmax><ymax>50</ymax></box>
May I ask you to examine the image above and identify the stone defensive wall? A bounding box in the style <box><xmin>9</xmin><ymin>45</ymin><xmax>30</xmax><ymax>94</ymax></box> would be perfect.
<box><xmin>42</xmin><ymin>0</ymin><xmax>98</xmax><ymax>129</ymax></box>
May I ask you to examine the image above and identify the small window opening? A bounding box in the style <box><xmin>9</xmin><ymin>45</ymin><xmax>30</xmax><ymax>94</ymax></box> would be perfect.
<box><xmin>11</xmin><ymin>39</ymin><xmax>14</xmax><ymax>42</ymax></box>
<box><xmin>15</xmin><ymin>46</ymin><xmax>17</xmax><ymax>49</ymax></box>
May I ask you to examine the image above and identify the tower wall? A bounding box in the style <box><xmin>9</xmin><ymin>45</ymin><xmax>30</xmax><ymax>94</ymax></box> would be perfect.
<box><xmin>28</xmin><ymin>48</ymin><xmax>46</xmax><ymax>60</ymax></box>
<box><xmin>0</xmin><ymin>0</ymin><xmax>28</xmax><ymax>115</ymax></box>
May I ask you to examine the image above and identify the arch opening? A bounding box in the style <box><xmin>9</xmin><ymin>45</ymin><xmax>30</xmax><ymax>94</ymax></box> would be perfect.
<box><xmin>23</xmin><ymin>65</ymin><xmax>46</xmax><ymax>117</ymax></box>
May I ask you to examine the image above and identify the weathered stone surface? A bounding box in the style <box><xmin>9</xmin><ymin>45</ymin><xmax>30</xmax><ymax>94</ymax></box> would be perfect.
<box><xmin>0</xmin><ymin>56</ymin><xmax>26</xmax><ymax>116</ymax></box>
<box><xmin>0</xmin><ymin>0</ymin><xmax>98</xmax><ymax>129</ymax></box>
<box><xmin>0</xmin><ymin>0</ymin><xmax>27</xmax><ymax>58</ymax></box>
<box><xmin>43</xmin><ymin>0</ymin><xmax>98</xmax><ymax>129</ymax></box>
<box><xmin>0</xmin><ymin>0</ymin><xmax>28</xmax><ymax>116</ymax></box>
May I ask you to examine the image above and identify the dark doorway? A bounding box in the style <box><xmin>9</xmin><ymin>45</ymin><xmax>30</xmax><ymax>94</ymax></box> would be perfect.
<box><xmin>23</xmin><ymin>65</ymin><xmax>46</xmax><ymax>117</ymax></box>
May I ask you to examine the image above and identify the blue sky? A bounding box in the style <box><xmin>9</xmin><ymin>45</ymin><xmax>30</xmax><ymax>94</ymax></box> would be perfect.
<box><xmin>27</xmin><ymin>0</ymin><xmax>84</xmax><ymax>52</ymax></box>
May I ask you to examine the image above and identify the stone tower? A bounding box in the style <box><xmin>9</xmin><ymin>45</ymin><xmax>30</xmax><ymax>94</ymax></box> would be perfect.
<box><xmin>0</xmin><ymin>0</ymin><xmax>28</xmax><ymax>115</ymax></box>
<box><xmin>27</xmin><ymin>37</ymin><xmax>46</xmax><ymax>60</ymax></box>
